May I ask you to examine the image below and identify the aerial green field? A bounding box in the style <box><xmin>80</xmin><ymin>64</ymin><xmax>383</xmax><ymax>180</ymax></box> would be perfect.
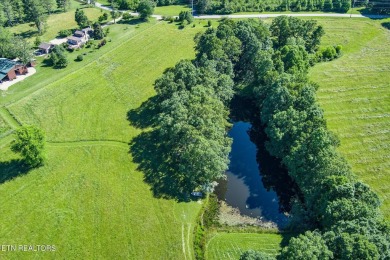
<box><xmin>309</xmin><ymin>17</ymin><xmax>390</xmax><ymax>219</ymax></box>
<box><xmin>154</xmin><ymin>4</ymin><xmax>192</xmax><ymax>16</ymax></box>
<box><xmin>0</xmin><ymin>20</ymin><xmax>208</xmax><ymax>258</ymax></box>
<box><xmin>10</xmin><ymin>2</ymin><xmax>108</xmax><ymax>42</ymax></box>
<box><xmin>0</xmin><ymin>10</ymin><xmax>389</xmax><ymax>258</ymax></box>
<box><xmin>206</xmin><ymin>233</ymin><xmax>283</xmax><ymax>259</ymax></box>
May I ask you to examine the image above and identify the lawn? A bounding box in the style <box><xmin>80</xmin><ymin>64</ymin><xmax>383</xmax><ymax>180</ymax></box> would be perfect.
<box><xmin>308</xmin><ymin>17</ymin><xmax>390</xmax><ymax>219</ymax></box>
<box><xmin>0</xmin><ymin>20</ymin><xmax>207</xmax><ymax>258</ymax></box>
<box><xmin>0</xmin><ymin>116</ymin><xmax>11</xmax><ymax>136</ymax></box>
<box><xmin>9</xmin><ymin>1</ymin><xmax>108</xmax><ymax>42</ymax></box>
<box><xmin>154</xmin><ymin>4</ymin><xmax>192</xmax><ymax>16</ymax></box>
<box><xmin>205</xmin><ymin>233</ymin><xmax>283</xmax><ymax>259</ymax></box>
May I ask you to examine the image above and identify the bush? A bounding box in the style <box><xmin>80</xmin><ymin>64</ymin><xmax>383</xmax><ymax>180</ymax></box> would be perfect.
<box><xmin>58</xmin><ymin>29</ymin><xmax>72</xmax><ymax>38</ymax></box>
<box><xmin>76</xmin><ymin>54</ymin><xmax>83</xmax><ymax>61</ymax></box>
<box><xmin>178</xmin><ymin>11</ymin><xmax>194</xmax><ymax>24</ymax></box>
<box><xmin>122</xmin><ymin>12</ymin><xmax>133</xmax><ymax>21</ymax></box>
<box><xmin>98</xmin><ymin>39</ymin><xmax>107</xmax><ymax>48</ymax></box>
<box><xmin>34</xmin><ymin>37</ymin><xmax>41</xmax><ymax>48</ymax></box>
<box><xmin>85</xmin><ymin>41</ymin><xmax>94</xmax><ymax>48</ymax></box>
<box><xmin>104</xmin><ymin>28</ymin><xmax>110</xmax><ymax>37</ymax></box>
<box><xmin>208</xmin><ymin>20</ymin><xmax>212</xmax><ymax>27</ymax></box>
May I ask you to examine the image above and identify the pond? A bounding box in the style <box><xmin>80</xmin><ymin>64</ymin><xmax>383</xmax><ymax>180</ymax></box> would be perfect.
<box><xmin>216</xmin><ymin>122</ymin><xmax>288</xmax><ymax>226</ymax></box>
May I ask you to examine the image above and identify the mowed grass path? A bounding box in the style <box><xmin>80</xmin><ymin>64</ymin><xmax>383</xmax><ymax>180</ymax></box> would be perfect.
<box><xmin>205</xmin><ymin>233</ymin><xmax>282</xmax><ymax>259</ymax></box>
<box><xmin>0</xmin><ymin>21</ymin><xmax>207</xmax><ymax>258</ymax></box>
<box><xmin>309</xmin><ymin>18</ymin><xmax>390</xmax><ymax>219</ymax></box>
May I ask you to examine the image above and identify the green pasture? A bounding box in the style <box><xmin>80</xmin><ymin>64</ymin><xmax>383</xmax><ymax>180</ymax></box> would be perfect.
<box><xmin>0</xmin><ymin>20</ymin><xmax>205</xmax><ymax>258</ymax></box>
<box><xmin>205</xmin><ymin>233</ymin><xmax>283</xmax><ymax>259</ymax></box>
<box><xmin>9</xmin><ymin>2</ymin><xmax>108</xmax><ymax>42</ymax></box>
<box><xmin>309</xmin><ymin>17</ymin><xmax>390</xmax><ymax>219</ymax></box>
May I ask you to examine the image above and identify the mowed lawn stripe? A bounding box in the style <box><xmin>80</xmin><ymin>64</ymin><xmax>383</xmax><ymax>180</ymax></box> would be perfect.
<box><xmin>0</xmin><ymin>145</ymin><xmax>201</xmax><ymax>259</ymax></box>
<box><xmin>309</xmin><ymin>18</ymin><xmax>390</xmax><ymax>219</ymax></box>
<box><xmin>0</xmin><ymin>22</ymin><xmax>205</xmax><ymax>259</ymax></box>
<box><xmin>7</xmin><ymin>22</ymin><xmax>201</xmax><ymax>143</ymax></box>
<box><xmin>205</xmin><ymin>233</ymin><xmax>283</xmax><ymax>260</ymax></box>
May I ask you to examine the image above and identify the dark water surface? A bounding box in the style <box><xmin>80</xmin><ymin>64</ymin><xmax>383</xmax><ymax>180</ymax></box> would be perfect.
<box><xmin>217</xmin><ymin>122</ymin><xmax>287</xmax><ymax>226</ymax></box>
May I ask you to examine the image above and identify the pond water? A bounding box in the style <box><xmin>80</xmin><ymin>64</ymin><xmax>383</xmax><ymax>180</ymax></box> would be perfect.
<box><xmin>217</xmin><ymin>122</ymin><xmax>287</xmax><ymax>226</ymax></box>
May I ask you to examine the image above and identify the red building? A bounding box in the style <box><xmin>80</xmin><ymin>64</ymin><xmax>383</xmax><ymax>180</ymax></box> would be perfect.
<box><xmin>0</xmin><ymin>58</ymin><xmax>28</xmax><ymax>82</ymax></box>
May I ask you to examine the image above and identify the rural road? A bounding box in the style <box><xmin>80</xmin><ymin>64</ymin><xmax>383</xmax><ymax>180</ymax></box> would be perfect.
<box><xmin>94</xmin><ymin>2</ymin><xmax>389</xmax><ymax>20</ymax></box>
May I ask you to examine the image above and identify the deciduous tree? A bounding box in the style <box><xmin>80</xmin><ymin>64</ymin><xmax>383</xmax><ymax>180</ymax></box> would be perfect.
<box><xmin>137</xmin><ymin>0</ymin><xmax>154</xmax><ymax>20</ymax></box>
<box><xmin>11</xmin><ymin>125</ymin><xmax>46</xmax><ymax>168</ymax></box>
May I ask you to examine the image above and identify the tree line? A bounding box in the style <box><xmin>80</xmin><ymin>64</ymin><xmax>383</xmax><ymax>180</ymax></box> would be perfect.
<box><xmin>151</xmin><ymin>16</ymin><xmax>389</xmax><ymax>258</ymax></box>
<box><xmin>105</xmin><ymin>0</ymin><xmax>390</xmax><ymax>14</ymax></box>
<box><xmin>197</xmin><ymin>0</ymin><xmax>352</xmax><ymax>14</ymax></box>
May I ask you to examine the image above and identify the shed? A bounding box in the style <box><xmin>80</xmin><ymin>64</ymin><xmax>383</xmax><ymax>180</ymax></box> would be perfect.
<box><xmin>38</xmin><ymin>42</ymin><xmax>54</xmax><ymax>54</ymax></box>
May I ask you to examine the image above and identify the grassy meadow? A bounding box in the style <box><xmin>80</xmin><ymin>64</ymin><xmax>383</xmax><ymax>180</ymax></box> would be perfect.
<box><xmin>0</xmin><ymin>20</ymin><xmax>208</xmax><ymax>258</ymax></box>
<box><xmin>154</xmin><ymin>4</ymin><xmax>192</xmax><ymax>16</ymax></box>
<box><xmin>9</xmin><ymin>1</ymin><xmax>108</xmax><ymax>42</ymax></box>
<box><xmin>206</xmin><ymin>233</ymin><xmax>283</xmax><ymax>259</ymax></box>
<box><xmin>309</xmin><ymin>17</ymin><xmax>390</xmax><ymax>219</ymax></box>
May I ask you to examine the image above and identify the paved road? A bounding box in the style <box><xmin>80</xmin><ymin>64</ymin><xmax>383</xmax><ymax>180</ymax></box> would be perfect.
<box><xmin>95</xmin><ymin>2</ymin><xmax>389</xmax><ymax>20</ymax></box>
<box><xmin>196</xmin><ymin>13</ymin><xmax>389</xmax><ymax>19</ymax></box>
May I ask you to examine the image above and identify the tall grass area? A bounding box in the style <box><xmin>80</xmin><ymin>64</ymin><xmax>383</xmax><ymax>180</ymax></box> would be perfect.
<box><xmin>309</xmin><ymin>17</ymin><xmax>390</xmax><ymax>219</ymax></box>
<box><xmin>9</xmin><ymin>1</ymin><xmax>107</xmax><ymax>42</ymax></box>
<box><xmin>0</xmin><ymin>20</ymin><xmax>208</xmax><ymax>258</ymax></box>
<box><xmin>206</xmin><ymin>233</ymin><xmax>282</xmax><ymax>259</ymax></box>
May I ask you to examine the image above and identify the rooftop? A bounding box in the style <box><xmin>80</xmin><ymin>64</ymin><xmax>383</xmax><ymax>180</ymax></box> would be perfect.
<box><xmin>0</xmin><ymin>58</ymin><xmax>16</xmax><ymax>74</ymax></box>
<box><xmin>67</xmin><ymin>36</ymin><xmax>82</xmax><ymax>42</ymax></box>
<box><xmin>38</xmin><ymin>42</ymin><xmax>53</xmax><ymax>50</ymax></box>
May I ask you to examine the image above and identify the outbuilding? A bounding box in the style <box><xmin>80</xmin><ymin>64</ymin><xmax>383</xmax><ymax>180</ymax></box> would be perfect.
<box><xmin>0</xmin><ymin>58</ymin><xmax>28</xmax><ymax>82</ymax></box>
<box><xmin>38</xmin><ymin>42</ymin><xmax>54</xmax><ymax>54</ymax></box>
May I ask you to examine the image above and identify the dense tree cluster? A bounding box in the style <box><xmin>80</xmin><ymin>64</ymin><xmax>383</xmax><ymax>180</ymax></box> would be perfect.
<box><xmin>196</xmin><ymin>0</ymin><xmax>351</xmax><ymax>14</ymax></box>
<box><xmin>155</xmin><ymin>16</ymin><xmax>389</xmax><ymax>257</ymax></box>
<box><xmin>152</xmin><ymin>58</ymin><xmax>234</xmax><ymax>194</ymax></box>
<box><xmin>368</xmin><ymin>0</ymin><xmax>390</xmax><ymax>14</ymax></box>
<box><xmin>108</xmin><ymin>0</ymin><xmax>178</xmax><ymax>9</ymax></box>
<box><xmin>0</xmin><ymin>27</ymin><xmax>33</xmax><ymax>64</ymax></box>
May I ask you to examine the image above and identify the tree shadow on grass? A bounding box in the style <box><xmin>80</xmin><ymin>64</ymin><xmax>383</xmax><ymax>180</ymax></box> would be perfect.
<box><xmin>14</xmin><ymin>29</ymin><xmax>38</xmax><ymax>39</ymax></box>
<box><xmin>130</xmin><ymin>130</ymin><xmax>190</xmax><ymax>201</ymax></box>
<box><xmin>0</xmin><ymin>159</ymin><xmax>31</xmax><ymax>185</ymax></box>
<box><xmin>118</xmin><ymin>18</ymin><xmax>145</xmax><ymax>26</ymax></box>
<box><xmin>127</xmin><ymin>96</ymin><xmax>160</xmax><ymax>129</ymax></box>
<box><xmin>382</xmin><ymin>22</ymin><xmax>390</xmax><ymax>30</ymax></box>
<box><xmin>128</xmin><ymin>96</ymin><xmax>191</xmax><ymax>201</ymax></box>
